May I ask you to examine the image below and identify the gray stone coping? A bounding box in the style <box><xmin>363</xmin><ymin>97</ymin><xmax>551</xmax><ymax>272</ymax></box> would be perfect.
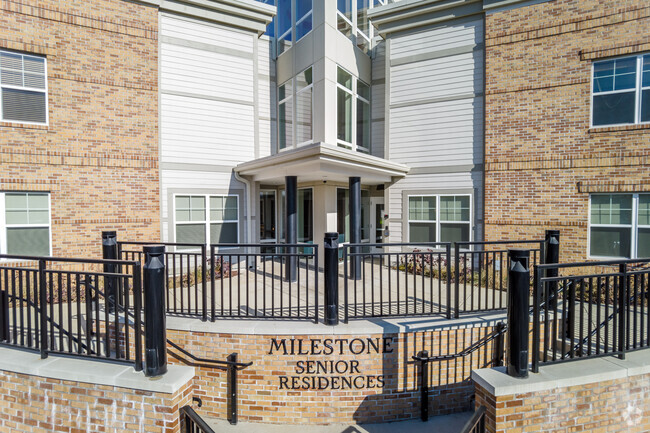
<box><xmin>0</xmin><ymin>347</ymin><xmax>194</xmax><ymax>394</ymax></box>
<box><xmin>166</xmin><ymin>311</ymin><xmax>508</xmax><ymax>336</ymax></box>
<box><xmin>471</xmin><ymin>348</ymin><xmax>650</xmax><ymax>397</ymax></box>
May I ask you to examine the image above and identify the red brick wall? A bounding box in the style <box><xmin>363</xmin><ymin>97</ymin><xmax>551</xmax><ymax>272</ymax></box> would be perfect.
<box><xmin>0</xmin><ymin>369</ymin><xmax>193</xmax><ymax>433</ymax></box>
<box><xmin>167</xmin><ymin>325</ymin><xmax>502</xmax><ymax>424</ymax></box>
<box><xmin>484</xmin><ymin>0</ymin><xmax>650</xmax><ymax>262</ymax></box>
<box><xmin>0</xmin><ymin>0</ymin><xmax>160</xmax><ymax>258</ymax></box>
<box><xmin>475</xmin><ymin>373</ymin><xmax>650</xmax><ymax>433</ymax></box>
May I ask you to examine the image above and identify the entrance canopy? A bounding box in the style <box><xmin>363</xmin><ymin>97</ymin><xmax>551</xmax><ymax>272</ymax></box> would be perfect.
<box><xmin>235</xmin><ymin>143</ymin><xmax>409</xmax><ymax>185</ymax></box>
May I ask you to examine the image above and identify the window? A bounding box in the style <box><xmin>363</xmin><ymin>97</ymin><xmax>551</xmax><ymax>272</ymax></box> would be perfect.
<box><xmin>0</xmin><ymin>192</ymin><xmax>51</xmax><ymax>256</ymax></box>
<box><xmin>278</xmin><ymin>188</ymin><xmax>313</xmax><ymax>242</ymax></box>
<box><xmin>589</xmin><ymin>194</ymin><xmax>650</xmax><ymax>258</ymax></box>
<box><xmin>336</xmin><ymin>188</ymin><xmax>370</xmax><ymax>242</ymax></box>
<box><xmin>267</xmin><ymin>0</ymin><xmax>312</xmax><ymax>57</ymax></box>
<box><xmin>278</xmin><ymin>67</ymin><xmax>313</xmax><ymax>151</ymax></box>
<box><xmin>408</xmin><ymin>195</ymin><xmax>471</xmax><ymax>243</ymax></box>
<box><xmin>174</xmin><ymin>195</ymin><xmax>238</xmax><ymax>245</ymax></box>
<box><xmin>0</xmin><ymin>50</ymin><xmax>47</xmax><ymax>124</ymax></box>
<box><xmin>337</xmin><ymin>67</ymin><xmax>370</xmax><ymax>152</ymax></box>
<box><xmin>260</xmin><ymin>191</ymin><xmax>276</xmax><ymax>242</ymax></box>
<box><xmin>337</xmin><ymin>0</ymin><xmax>384</xmax><ymax>53</ymax></box>
<box><xmin>592</xmin><ymin>54</ymin><xmax>650</xmax><ymax>127</ymax></box>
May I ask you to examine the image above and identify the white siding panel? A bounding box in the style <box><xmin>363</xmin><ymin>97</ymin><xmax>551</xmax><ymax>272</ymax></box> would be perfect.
<box><xmin>371</xmin><ymin>120</ymin><xmax>384</xmax><ymax>159</ymax></box>
<box><xmin>161</xmin><ymin>94</ymin><xmax>255</xmax><ymax>165</ymax></box>
<box><xmin>161</xmin><ymin>43</ymin><xmax>253</xmax><ymax>102</ymax></box>
<box><xmin>372</xmin><ymin>83</ymin><xmax>385</xmax><ymax>119</ymax></box>
<box><xmin>258</xmin><ymin>118</ymin><xmax>274</xmax><ymax>157</ymax></box>
<box><xmin>160</xmin><ymin>170</ymin><xmax>240</xmax><ymax>217</ymax></box>
<box><xmin>391</xmin><ymin>19</ymin><xmax>483</xmax><ymax>59</ymax></box>
<box><xmin>372</xmin><ymin>42</ymin><xmax>386</xmax><ymax>80</ymax></box>
<box><xmin>160</xmin><ymin>14</ymin><xmax>253</xmax><ymax>52</ymax></box>
<box><xmin>389</xmin><ymin>97</ymin><xmax>483</xmax><ymax>167</ymax></box>
<box><xmin>390</xmin><ymin>51</ymin><xmax>483</xmax><ymax>105</ymax></box>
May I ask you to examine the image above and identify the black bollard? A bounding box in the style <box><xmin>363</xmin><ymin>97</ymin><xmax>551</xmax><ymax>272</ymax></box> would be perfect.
<box><xmin>507</xmin><ymin>249</ymin><xmax>530</xmax><ymax>378</ymax></box>
<box><xmin>102</xmin><ymin>231</ymin><xmax>118</xmax><ymax>313</ymax></box>
<box><xmin>324</xmin><ymin>232</ymin><xmax>339</xmax><ymax>326</ymax></box>
<box><xmin>143</xmin><ymin>245</ymin><xmax>167</xmax><ymax>377</ymax></box>
<box><xmin>544</xmin><ymin>230</ymin><xmax>560</xmax><ymax>309</ymax></box>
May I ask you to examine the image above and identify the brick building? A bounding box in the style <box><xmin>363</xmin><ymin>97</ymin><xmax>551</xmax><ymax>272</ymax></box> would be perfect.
<box><xmin>0</xmin><ymin>0</ymin><xmax>160</xmax><ymax>258</ymax></box>
<box><xmin>483</xmin><ymin>0</ymin><xmax>650</xmax><ymax>263</ymax></box>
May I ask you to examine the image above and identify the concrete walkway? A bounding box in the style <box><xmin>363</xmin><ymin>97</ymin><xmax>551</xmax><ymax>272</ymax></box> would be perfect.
<box><xmin>203</xmin><ymin>411</ymin><xmax>474</xmax><ymax>433</ymax></box>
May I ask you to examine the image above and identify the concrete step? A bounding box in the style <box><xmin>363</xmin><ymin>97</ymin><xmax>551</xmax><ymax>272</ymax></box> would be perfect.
<box><xmin>201</xmin><ymin>411</ymin><xmax>474</xmax><ymax>433</ymax></box>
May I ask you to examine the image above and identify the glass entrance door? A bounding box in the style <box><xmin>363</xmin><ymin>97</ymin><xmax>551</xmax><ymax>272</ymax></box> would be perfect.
<box><xmin>370</xmin><ymin>198</ymin><xmax>385</xmax><ymax>252</ymax></box>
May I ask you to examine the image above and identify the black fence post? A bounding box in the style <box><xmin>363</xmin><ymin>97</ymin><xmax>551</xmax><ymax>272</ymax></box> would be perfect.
<box><xmin>143</xmin><ymin>245</ymin><xmax>167</xmax><ymax>377</ymax></box>
<box><xmin>102</xmin><ymin>231</ymin><xmax>118</xmax><ymax>313</ymax></box>
<box><xmin>324</xmin><ymin>232</ymin><xmax>339</xmax><ymax>326</ymax></box>
<box><xmin>544</xmin><ymin>230</ymin><xmax>560</xmax><ymax>309</ymax></box>
<box><xmin>494</xmin><ymin>322</ymin><xmax>506</xmax><ymax>367</ymax></box>
<box><xmin>453</xmin><ymin>242</ymin><xmax>460</xmax><ymax>318</ymax></box>
<box><xmin>507</xmin><ymin>249</ymin><xmax>530</xmax><ymax>378</ymax></box>
<box><xmin>419</xmin><ymin>350</ymin><xmax>429</xmax><ymax>422</ymax></box>
<box><xmin>227</xmin><ymin>353</ymin><xmax>238</xmax><ymax>425</ymax></box>
<box><xmin>38</xmin><ymin>259</ymin><xmax>48</xmax><ymax>359</ymax></box>
<box><xmin>0</xmin><ymin>277</ymin><xmax>8</xmax><ymax>342</ymax></box>
<box><xmin>618</xmin><ymin>264</ymin><xmax>627</xmax><ymax>360</ymax></box>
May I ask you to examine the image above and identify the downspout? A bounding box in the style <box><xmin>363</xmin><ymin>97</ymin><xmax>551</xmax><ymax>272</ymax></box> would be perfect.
<box><xmin>234</xmin><ymin>171</ymin><xmax>253</xmax><ymax>244</ymax></box>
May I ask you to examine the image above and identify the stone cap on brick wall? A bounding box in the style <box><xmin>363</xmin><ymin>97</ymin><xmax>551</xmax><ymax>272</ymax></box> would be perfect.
<box><xmin>0</xmin><ymin>348</ymin><xmax>194</xmax><ymax>394</ymax></box>
<box><xmin>472</xmin><ymin>348</ymin><xmax>650</xmax><ymax>397</ymax></box>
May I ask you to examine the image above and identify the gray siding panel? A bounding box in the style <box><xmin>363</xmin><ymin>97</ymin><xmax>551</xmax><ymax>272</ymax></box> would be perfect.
<box><xmin>390</xmin><ymin>18</ymin><xmax>484</xmax><ymax>59</ymax></box>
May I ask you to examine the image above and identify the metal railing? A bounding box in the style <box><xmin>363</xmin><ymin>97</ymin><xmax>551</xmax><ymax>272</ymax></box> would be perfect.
<box><xmin>460</xmin><ymin>406</ymin><xmax>487</xmax><ymax>433</ymax></box>
<box><xmin>180</xmin><ymin>405</ymin><xmax>215</xmax><ymax>433</ymax></box>
<box><xmin>532</xmin><ymin>259</ymin><xmax>650</xmax><ymax>372</ymax></box>
<box><xmin>343</xmin><ymin>242</ymin><xmax>452</xmax><ymax>321</ymax></box>
<box><xmin>0</xmin><ymin>255</ymin><xmax>143</xmax><ymax>370</ymax></box>
<box><xmin>210</xmin><ymin>243</ymin><xmax>319</xmax><ymax>322</ymax></box>
<box><xmin>118</xmin><ymin>241</ymin><xmax>208</xmax><ymax>320</ymax></box>
<box><xmin>454</xmin><ymin>240</ymin><xmax>544</xmax><ymax>316</ymax></box>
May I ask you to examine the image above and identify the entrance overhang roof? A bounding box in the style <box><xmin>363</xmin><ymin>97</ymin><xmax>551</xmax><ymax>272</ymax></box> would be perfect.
<box><xmin>234</xmin><ymin>143</ymin><xmax>410</xmax><ymax>185</ymax></box>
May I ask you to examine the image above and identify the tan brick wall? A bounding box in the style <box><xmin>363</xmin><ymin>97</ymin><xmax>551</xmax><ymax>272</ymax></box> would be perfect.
<box><xmin>0</xmin><ymin>0</ymin><xmax>160</xmax><ymax>258</ymax></box>
<box><xmin>484</xmin><ymin>0</ymin><xmax>650</xmax><ymax>262</ymax></box>
<box><xmin>167</xmin><ymin>325</ymin><xmax>502</xmax><ymax>424</ymax></box>
<box><xmin>0</xmin><ymin>369</ymin><xmax>193</xmax><ymax>433</ymax></box>
<box><xmin>475</xmin><ymin>373</ymin><xmax>650</xmax><ymax>433</ymax></box>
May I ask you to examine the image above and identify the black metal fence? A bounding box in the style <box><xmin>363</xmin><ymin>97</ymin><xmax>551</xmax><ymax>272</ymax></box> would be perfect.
<box><xmin>0</xmin><ymin>255</ymin><xmax>142</xmax><ymax>370</ymax></box>
<box><xmin>180</xmin><ymin>406</ymin><xmax>215</xmax><ymax>433</ymax></box>
<box><xmin>118</xmin><ymin>241</ymin><xmax>208</xmax><ymax>320</ymax></box>
<box><xmin>460</xmin><ymin>406</ymin><xmax>487</xmax><ymax>433</ymax></box>
<box><xmin>210</xmin><ymin>243</ymin><xmax>319</xmax><ymax>322</ymax></box>
<box><xmin>532</xmin><ymin>259</ymin><xmax>650</xmax><ymax>372</ymax></box>
<box><xmin>343</xmin><ymin>242</ymin><xmax>452</xmax><ymax>321</ymax></box>
<box><xmin>454</xmin><ymin>240</ymin><xmax>545</xmax><ymax>316</ymax></box>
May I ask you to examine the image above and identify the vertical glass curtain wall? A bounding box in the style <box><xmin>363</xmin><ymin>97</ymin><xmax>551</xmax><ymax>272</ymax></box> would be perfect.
<box><xmin>256</xmin><ymin>0</ymin><xmax>313</xmax><ymax>57</ymax></box>
<box><xmin>279</xmin><ymin>67</ymin><xmax>313</xmax><ymax>151</ymax></box>
<box><xmin>337</xmin><ymin>0</ymin><xmax>387</xmax><ymax>53</ymax></box>
<box><xmin>337</xmin><ymin>67</ymin><xmax>370</xmax><ymax>152</ymax></box>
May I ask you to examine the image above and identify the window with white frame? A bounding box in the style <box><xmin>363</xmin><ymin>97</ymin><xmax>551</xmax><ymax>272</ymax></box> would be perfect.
<box><xmin>1</xmin><ymin>192</ymin><xmax>51</xmax><ymax>256</ymax></box>
<box><xmin>337</xmin><ymin>67</ymin><xmax>370</xmax><ymax>152</ymax></box>
<box><xmin>174</xmin><ymin>195</ymin><xmax>238</xmax><ymax>245</ymax></box>
<box><xmin>592</xmin><ymin>54</ymin><xmax>650</xmax><ymax>127</ymax></box>
<box><xmin>278</xmin><ymin>67</ymin><xmax>313</xmax><ymax>151</ymax></box>
<box><xmin>0</xmin><ymin>50</ymin><xmax>48</xmax><ymax>124</ymax></box>
<box><xmin>337</xmin><ymin>0</ymin><xmax>386</xmax><ymax>53</ymax></box>
<box><xmin>271</xmin><ymin>0</ymin><xmax>312</xmax><ymax>57</ymax></box>
<box><xmin>589</xmin><ymin>194</ymin><xmax>650</xmax><ymax>258</ymax></box>
<box><xmin>408</xmin><ymin>195</ymin><xmax>471</xmax><ymax>243</ymax></box>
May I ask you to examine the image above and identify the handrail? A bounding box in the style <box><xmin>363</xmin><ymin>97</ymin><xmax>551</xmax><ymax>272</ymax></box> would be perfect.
<box><xmin>412</xmin><ymin>322</ymin><xmax>506</xmax><ymax>363</ymax></box>
<box><xmin>0</xmin><ymin>254</ymin><xmax>138</xmax><ymax>266</ymax></box>
<box><xmin>537</xmin><ymin>257</ymin><xmax>650</xmax><ymax>270</ymax></box>
<box><xmin>167</xmin><ymin>339</ymin><xmax>252</xmax><ymax>369</ymax></box>
<box><xmin>180</xmin><ymin>405</ymin><xmax>216</xmax><ymax>433</ymax></box>
<box><xmin>460</xmin><ymin>406</ymin><xmax>486</xmax><ymax>433</ymax></box>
